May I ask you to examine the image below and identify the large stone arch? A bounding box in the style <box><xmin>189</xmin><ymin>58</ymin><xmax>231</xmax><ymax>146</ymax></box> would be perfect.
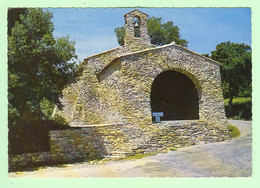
<box><xmin>150</xmin><ymin>70</ymin><xmax>200</xmax><ymax>121</ymax></box>
<box><xmin>137</xmin><ymin>59</ymin><xmax>205</xmax><ymax>124</ymax></box>
<box><xmin>116</xmin><ymin>46</ymin><xmax>227</xmax><ymax>126</ymax></box>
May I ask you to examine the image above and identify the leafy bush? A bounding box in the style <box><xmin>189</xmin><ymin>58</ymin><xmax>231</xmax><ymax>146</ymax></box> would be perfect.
<box><xmin>40</xmin><ymin>99</ymin><xmax>55</xmax><ymax>119</ymax></box>
<box><xmin>225</xmin><ymin>102</ymin><xmax>252</xmax><ymax>120</ymax></box>
<box><xmin>227</xmin><ymin>124</ymin><xmax>241</xmax><ymax>138</ymax></box>
<box><xmin>224</xmin><ymin>97</ymin><xmax>252</xmax><ymax>120</ymax></box>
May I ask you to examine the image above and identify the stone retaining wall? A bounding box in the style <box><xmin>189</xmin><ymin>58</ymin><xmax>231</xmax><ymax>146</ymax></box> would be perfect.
<box><xmin>49</xmin><ymin>124</ymin><xmax>133</xmax><ymax>162</ymax></box>
<box><xmin>9</xmin><ymin>121</ymin><xmax>232</xmax><ymax>171</ymax></box>
<box><xmin>49</xmin><ymin>121</ymin><xmax>231</xmax><ymax>161</ymax></box>
<box><xmin>147</xmin><ymin>120</ymin><xmax>231</xmax><ymax>152</ymax></box>
<box><xmin>9</xmin><ymin>152</ymin><xmax>51</xmax><ymax>171</ymax></box>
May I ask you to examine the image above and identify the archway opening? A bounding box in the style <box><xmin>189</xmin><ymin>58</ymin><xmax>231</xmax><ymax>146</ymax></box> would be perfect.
<box><xmin>133</xmin><ymin>17</ymin><xmax>140</xmax><ymax>37</ymax></box>
<box><xmin>151</xmin><ymin>70</ymin><xmax>199</xmax><ymax>121</ymax></box>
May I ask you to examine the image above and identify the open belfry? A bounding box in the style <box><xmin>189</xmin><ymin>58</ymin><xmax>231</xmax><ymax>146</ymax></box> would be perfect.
<box><xmin>51</xmin><ymin>9</ymin><xmax>232</xmax><ymax>160</ymax></box>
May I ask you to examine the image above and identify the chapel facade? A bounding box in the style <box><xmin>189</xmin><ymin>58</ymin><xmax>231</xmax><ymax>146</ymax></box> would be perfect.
<box><xmin>52</xmin><ymin>10</ymin><xmax>231</xmax><ymax>156</ymax></box>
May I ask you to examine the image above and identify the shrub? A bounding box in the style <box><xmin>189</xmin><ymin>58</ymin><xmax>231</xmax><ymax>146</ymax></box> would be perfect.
<box><xmin>227</xmin><ymin>124</ymin><xmax>241</xmax><ymax>138</ymax></box>
<box><xmin>224</xmin><ymin>97</ymin><xmax>252</xmax><ymax>120</ymax></box>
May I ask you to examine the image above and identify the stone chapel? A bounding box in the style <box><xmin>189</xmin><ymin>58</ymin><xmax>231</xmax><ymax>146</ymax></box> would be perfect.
<box><xmin>51</xmin><ymin>9</ymin><xmax>231</xmax><ymax>159</ymax></box>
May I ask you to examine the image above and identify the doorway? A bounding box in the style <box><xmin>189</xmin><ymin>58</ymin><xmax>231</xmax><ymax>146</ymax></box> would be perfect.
<box><xmin>151</xmin><ymin>70</ymin><xmax>199</xmax><ymax>121</ymax></box>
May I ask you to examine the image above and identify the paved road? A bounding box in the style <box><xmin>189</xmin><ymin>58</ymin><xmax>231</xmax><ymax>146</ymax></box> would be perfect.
<box><xmin>9</xmin><ymin>120</ymin><xmax>252</xmax><ymax>177</ymax></box>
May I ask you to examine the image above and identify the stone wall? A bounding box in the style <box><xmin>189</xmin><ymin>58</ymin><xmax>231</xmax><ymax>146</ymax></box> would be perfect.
<box><xmin>49</xmin><ymin>124</ymin><xmax>134</xmax><ymax>161</ymax></box>
<box><xmin>113</xmin><ymin>44</ymin><xmax>227</xmax><ymax>127</ymax></box>
<box><xmin>86</xmin><ymin>44</ymin><xmax>226</xmax><ymax>127</ymax></box>
<box><xmin>49</xmin><ymin>121</ymin><xmax>231</xmax><ymax>161</ymax></box>
<box><xmin>9</xmin><ymin>120</ymin><xmax>232</xmax><ymax>171</ymax></box>
<box><xmin>148</xmin><ymin>120</ymin><xmax>231</xmax><ymax>151</ymax></box>
<box><xmin>9</xmin><ymin>152</ymin><xmax>51</xmax><ymax>171</ymax></box>
<box><xmin>124</xmin><ymin>9</ymin><xmax>151</xmax><ymax>50</ymax></box>
<box><xmin>85</xmin><ymin>46</ymin><xmax>130</xmax><ymax>74</ymax></box>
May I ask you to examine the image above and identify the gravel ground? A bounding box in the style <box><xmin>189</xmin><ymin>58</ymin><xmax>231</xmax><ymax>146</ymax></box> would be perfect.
<box><xmin>9</xmin><ymin>120</ymin><xmax>252</xmax><ymax>177</ymax></box>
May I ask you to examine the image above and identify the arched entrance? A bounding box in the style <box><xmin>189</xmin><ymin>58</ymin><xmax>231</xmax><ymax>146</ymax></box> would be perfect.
<box><xmin>151</xmin><ymin>70</ymin><xmax>199</xmax><ymax>121</ymax></box>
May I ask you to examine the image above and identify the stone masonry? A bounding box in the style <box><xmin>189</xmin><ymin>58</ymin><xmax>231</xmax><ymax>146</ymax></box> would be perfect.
<box><xmin>52</xmin><ymin>9</ymin><xmax>232</xmax><ymax>161</ymax></box>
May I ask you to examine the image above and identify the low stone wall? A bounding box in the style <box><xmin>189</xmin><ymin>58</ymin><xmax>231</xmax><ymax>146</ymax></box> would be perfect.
<box><xmin>9</xmin><ymin>151</ymin><xmax>51</xmax><ymax>171</ymax></box>
<box><xmin>49</xmin><ymin>121</ymin><xmax>232</xmax><ymax>161</ymax></box>
<box><xmin>9</xmin><ymin>121</ymin><xmax>232</xmax><ymax>171</ymax></box>
<box><xmin>49</xmin><ymin>124</ymin><xmax>133</xmax><ymax>162</ymax></box>
<box><xmin>145</xmin><ymin>120</ymin><xmax>232</xmax><ymax>152</ymax></box>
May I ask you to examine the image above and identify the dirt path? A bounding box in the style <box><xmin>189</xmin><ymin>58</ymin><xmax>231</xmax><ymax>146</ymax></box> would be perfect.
<box><xmin>9</xmin><ymin>120</ymin><xmax>252</xmax><ymax>177</ymax></box>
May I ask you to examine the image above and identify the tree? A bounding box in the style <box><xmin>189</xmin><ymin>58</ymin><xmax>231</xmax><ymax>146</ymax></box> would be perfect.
<box><xmin>8</xmin><ymin>8</ymin><xmax>77</xmax><ymax>124</ymax></box>
<box><xmin>210</xmin><ymin>41</ymin><xmax>252</xmax><ymax>111</ymax></box>
<box><xmin>7</xmin><ymin>8</ymin><xmax>28</xmax><ymax>36</ymax></box>
<box><xmin>114</xmin><ymin>16</ymin><xmax>188</xmax><ymax>47</ymax></box>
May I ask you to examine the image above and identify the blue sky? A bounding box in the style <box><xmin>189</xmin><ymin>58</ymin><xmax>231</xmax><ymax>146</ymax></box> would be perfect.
<box><xmin>49</xmin><ymin>8</ymin><xmax>251</xmax><ymax>62</ymax></box>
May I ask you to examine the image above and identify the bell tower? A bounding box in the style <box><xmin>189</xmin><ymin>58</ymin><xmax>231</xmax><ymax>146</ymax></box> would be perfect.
<box><xmin>124</xmin><ymin>9</ymin><xmax>151</xmax><ymax>50</ymax></box>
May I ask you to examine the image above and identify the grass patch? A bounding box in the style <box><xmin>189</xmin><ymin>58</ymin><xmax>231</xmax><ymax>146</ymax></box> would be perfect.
<box><xmin>227</xmin><ymin>124</ymin><xmax>241</xmax><ymax>138</ymax></box>
<box><xmin>121</xmin><ymin>152</ymin><xmax>159</xmax><ymax>160</ymax></box>
<box><xmin>224</xmin><ymin>97</ymin><xmax>251</xmax><ymax>106</ymax></box>
<box><xmin>119</xmin><ymin>148</ymin><xmax>178</xmax><ymax>161</ymax></box>
<box><xmin>168</xmin><ymin>147</ymin><xmax>177</xmax><ymax>151</ymax></box>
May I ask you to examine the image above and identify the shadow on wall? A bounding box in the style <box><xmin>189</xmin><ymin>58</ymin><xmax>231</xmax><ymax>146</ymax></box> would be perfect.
<box><xmin>8</xmin><ymin>120</ymin><xmax>54</xmax><ymax>155</ymax></box>
<box><xmin>49</xmin><ymin>126</ymin><xmax>108</xmax><ymax>163</ymax></box>
<box><xmin>8</xmin><ymin>120</ymin><xmax>109</xmax><ymax>172</ymax></box>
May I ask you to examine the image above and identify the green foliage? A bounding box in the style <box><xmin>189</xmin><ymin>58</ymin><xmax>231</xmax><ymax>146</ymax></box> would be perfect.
<box><xmin>168</xmin><ymin>147</ymin><xmax>177</xmax><ymax>151</ymax></box>
<box><xmin>8</xmin><ymin>8</ymin><xmax>28</xmax><ymax>35</ymax></box>
<box><xmin>227</xmin><ymin>124</ymin><xmax>241</xmax><ymax>138</ymax></box>
<box><xmin>148</xmin><ymin>17</ymin><xmax>188</xmax><ymax>47</ymax></box>
<box><xmin>8</xmin><ymin>8</ymin><xmax>77</xmax><ymax>124</ymax></box>
<box><xmin>210</xmin><ymin>41</ymin><xmax>252</xmax><ymax>107</ymax></box>
<box><xmin>40</xmin><ymin>99</ymin><xmax>55</xmax><ymax>119</ymax></box>
<box><xmin>211</xmin><ymin>41</ymin><xmax>252</xmax><ymax>113</ymax></box>
<box><xmin>120</xmin><ymin>152</ymin><xmax>159</xmax><ymax>161</ymax></box>
<box><xmin>114</xmin><ymin>27</ymin><xmax>125</xmax><ymax>46</ymax></box>
<box><xmin>201</xmin><ymin>53</ymin><xmax>210</xmax><ymax>57</ymax></box>
<box><xmin>224</xmin><ymin>100</ymin><xmax>252</xmax><ymax>120</ymax></box>
<box><xmin>114</xmin><ymin>16</ymin><xmax>188</xmax><ymax>47</ymax></box>
<box><xmin>224</xmin><ymin>97</ymin><xmax>251</xmax><ymax>106</ymax></box>
<box><xmin>51</xmin><ymin>114</ymin><xmax>69</xmax><ymax>127</ymax></box>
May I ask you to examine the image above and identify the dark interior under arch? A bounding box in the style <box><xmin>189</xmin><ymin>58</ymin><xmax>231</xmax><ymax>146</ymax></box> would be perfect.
<box><xmin>151</xmin><ymin>70</ymin><xmax>199</xmax><ymax>121</ymax></box>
